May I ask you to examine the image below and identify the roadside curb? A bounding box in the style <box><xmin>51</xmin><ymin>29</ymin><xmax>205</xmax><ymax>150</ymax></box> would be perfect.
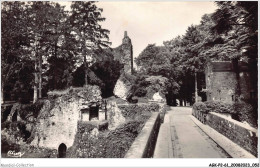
<box><xmin>190</xmin><ymin>115</ymin><xmax>256</xmax><ymax>158</ymax></box>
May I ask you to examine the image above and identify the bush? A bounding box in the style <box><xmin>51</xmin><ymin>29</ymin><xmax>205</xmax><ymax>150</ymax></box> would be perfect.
<box><xmin>104</xmin><ymin>120</ymin><xmax>143</xmax><ymax>158</ymax></box>
<box><xmin>19</xmin><ymin>100</ymin><xmax>45</xmax><ymax>120</ymax></box>
<box><xmin>233</xmin><ymin>101</ymin><xmax>257</xmax><ymax>128</ymax></box>
<box><xmin>118</xmin><ymin>103</ymin><xmax>160</xmax><ymax>119</ymax></box>
<box><xmin>128</xmin><ymin>74</ymin><xmax>169</xmax><ymax>100</ymax></box>
<box><xmin>134</xmin><ymin>88</ymin><xmax>147</xmax><ymax>97</ymax></box>
<box><xmin>2</xmin><ymin>120</ymin><xmax>31</xmax><ymax>142</ymax></box>
<box><xmin>68</xmin><ymin>118</ymin><xmax>149</xmax><ymax>158</ymax></box>
<box><xmin>1</xmin><ymin>135</ymin><xmax>21</xmax><ymax>153</ymax></box>
<box><xmin>193</xmin><ymin>101</ymin><xmax>257</xmax><ymax>128</ymax></box>
<box><xmin>77</xmin><ymin>122</ymin><xmax>97</xmax><ymax>134</ymax></box>
<box><xmin>67</xmin><ymin>102</ymin><xmax>154</xmax><ymax>158</ymax></box>
<box><xmin>193</xmin><ymin>101</ymin><xmax>234</xmax><ymax>114</ymax></box>
<box><xmin>193</xmin><ymin>102</ymin><xmax>207</xmax><ymax>114</ymax></box>
<box><xmin>205</xmin><ymin>101</ymin><xmax>234</xmax><ymax>114</ymax></box>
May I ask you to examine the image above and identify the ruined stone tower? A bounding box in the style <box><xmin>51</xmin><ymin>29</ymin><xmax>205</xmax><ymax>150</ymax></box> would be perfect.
<box><xmin>113</xmin><ymin>31</ymin><xmax>134</xmax><ymax>99</ymax></box>
<box><xmin>113</xmin><ymin>31</ymin><xmax>133</xmax><ymax>74</ymax></box>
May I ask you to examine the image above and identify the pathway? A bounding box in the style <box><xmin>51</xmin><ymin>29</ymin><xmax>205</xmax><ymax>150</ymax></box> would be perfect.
<box><xmin>154</xmin><ymin>107</ymin><xmax>230</xmax><ymax>158</ymax></box>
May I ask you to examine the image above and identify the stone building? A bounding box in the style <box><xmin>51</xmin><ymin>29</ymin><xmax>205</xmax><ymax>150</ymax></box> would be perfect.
<box><xmin>29</xmin><ymin>86</ymin><xmax>104</xmax><ymax>150</ymax></box>
<box><xmin>113</xmin><ymin>31</ymin><xmax>134</xmax><ymax>100</ymax></box>
<box><xmin>205</xmin><ymin>61</ymin><xmax>254</xmax><ymax>103</ymax></box>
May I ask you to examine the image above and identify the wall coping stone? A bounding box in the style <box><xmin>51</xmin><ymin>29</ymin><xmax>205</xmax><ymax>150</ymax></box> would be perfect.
<box><xmin>209</xmin><ymin>112</ymin><xmax>258</xmax><ymax>134</ymax></box>
<box><xmin>191</xmin><ymin>115</ymin><xmax>256</xmax><ymax>158</ymax></box>
<box><xmin>124</xmin><ymin>112</ymin><xmax>160</xmax><ymax>158</ymax></box>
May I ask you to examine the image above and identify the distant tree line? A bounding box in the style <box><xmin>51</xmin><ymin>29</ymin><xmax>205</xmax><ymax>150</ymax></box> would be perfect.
<box><xmin>1</xmin><ymin>1</ymin><xmax>122</xmax><ymax>103</ymax></box>
<box><xmin>135</xmin><ymin>1</ymin><xmax>257</xmax><ymax>106</ymax></box>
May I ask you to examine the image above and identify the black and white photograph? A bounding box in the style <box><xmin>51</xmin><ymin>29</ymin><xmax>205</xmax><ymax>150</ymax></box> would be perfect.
<box><xmin>1</xmin><ymin>0</ymin><xmax>259</xmax><ymax>167</ymax></box>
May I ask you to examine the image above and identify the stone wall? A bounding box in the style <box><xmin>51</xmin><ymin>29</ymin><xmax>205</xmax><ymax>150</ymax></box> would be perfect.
<box><xmin>30</xmin><ymin>86</ymin><xmax>102</xmax><ymax>150</ymax></box>
<box><xmin>205</xmin><ymin>61</ymin><xmax>252</xmax><ymax>103</ymax></box>
<box><xmin>206</xmin><ymin>112</ymin><xmax>257</xmax><ymax>157</ymax></box>
<box><xmin>193</xmin><ymin>110</ymin><xmax>258</xmax><ymax>157</ymax></box>
<box><xmin>192</xmin><ymin>108</ymin><xmax>207</xmax><ymax>124</ymax></box>
<box><xmin>239</xmin><ymin>72</ymin><xmax>252</xmax><ymax>100</ymax></box>
<box><xmin>124</xmin><ymin>112</ymin><xmax>160</xmax><ymax>158</ymax></box>
<box><xmin>205</xmin><ymin>62</ymin><xmax>236</xmax><ymax>102</ymax></box>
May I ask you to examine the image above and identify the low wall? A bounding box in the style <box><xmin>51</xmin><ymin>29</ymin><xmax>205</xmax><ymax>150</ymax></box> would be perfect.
<box><xmin>206</xmin><ymin>112</ymin><xmax>258</xmax><ymax>157</ymax></box>
<box><xmin>193</xmin><ymin>109</ymin><xmax>258</xmax><ymax>157</ymax></box>
<box><xmin>124</xmin><ymin>112</ymin><xmax>160</xmax><ymax>158</ymax></box>
<box><xmin>192</xmin><ymin>108</ymin><xmax>207</xmax><ymax>124</ymax></box>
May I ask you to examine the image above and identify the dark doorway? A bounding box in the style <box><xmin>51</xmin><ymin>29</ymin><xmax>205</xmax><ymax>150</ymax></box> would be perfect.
<box><xmin>89</xmin><ymin>105</ymin><xmax>99</xmax><ymax>120</ymax></box>
<box><xmin>58</xmin><ymin>143</ymin><xmax>67</xmax><ymax>158</ymax></box>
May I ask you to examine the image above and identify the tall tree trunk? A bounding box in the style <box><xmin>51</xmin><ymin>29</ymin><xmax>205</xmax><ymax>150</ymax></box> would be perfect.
<box><xmin>195</xmin><ymin>72</ymin><xmax>198</xmax><ymax>103</ymax></box>
<box><xmin>53</xmin><ymin>27</ymin><xmax>58</xmax><ymax>90</ymax></box>
<box><xmin>83</xmin><ymin>47</ymin><xmax>88</xmax><ymax>86</ymax></box>
<box><xmin>38</xmin><ymin>55</ymin><xmax>42</xmax><ymax>99</ymax></box>
<box><xmin>84</xmin><ymin>56</ymin><xmax>88</xmax><ymax>86</ymax></box>
<box><xmin>1</xmin><ymin>83</ymin><xmax>4</xmax><ymax>104</ymax></box>
<box><xmin>184</xmin><ymin>75</ymin><xmax>187</xmax><ymax>106</ymax></box>
<box><xmin>33</xmin><ymin>56</ymin><xmax>38</xmax><ymax>103</ymax></box>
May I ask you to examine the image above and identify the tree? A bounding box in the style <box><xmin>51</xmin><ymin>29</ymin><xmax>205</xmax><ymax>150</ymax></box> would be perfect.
<box><xmin>1</xmin><ymin>1</ymin><xmax>32</xmax><ymax>103</ymax></box>
<box><xmin>42</xmin><ymin>3</ymin><xmax>77</xmax><ymax>91</ymax></box>
<box><xmin>136</xmin><ymin>44</ymin><xmax>182</xmax><ymax>105</ymax></box>
<box><xmin>70</xmin><ymin>1</ymin><xmax>110</xmax><ymax>86</ymax></box>
<box><xmin>1</xmin><ymin>1</ymin><xmax>112</xmax><ymax>103</ymax></box>
<box><xmin>28</xmin><ymin>2</ymin><xmax>70</xmax><ymax>102</ymax></box>
<box><xmin>90</xmin><ymin>49</ymin><xmax>123</xmax><ymax>97</ymax></box>
<box><xmin>211</xmin><ymin>1</ymin><xmax>258</xmax><ymax>100</ymax></box>
<box><xmin>180</xmin><ymin>25</ymin><xmax>206</xmax><ymax>103</ymax></box>
<box><xmin>2</xmin><ymin>1</ymin><xmax>79</xmax><ymax>103</ymax></box>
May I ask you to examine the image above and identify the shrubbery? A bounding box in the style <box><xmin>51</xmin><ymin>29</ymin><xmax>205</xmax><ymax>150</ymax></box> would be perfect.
<box><xmin>67</xmin><ymin>102</ymin><xmax>161</xmax><ymax>158</ymax></box>
<box><xmin>118</xmin><ymin>103</ymin><xmax>160</xmax><ymax>119</ymax></box>
<box><xmin>128</xmin><ymin>74</ymin><xmax>170</xmax><ymax>100</ymax></box>
<box><xmin>1</xmin><ymin>100</ymin><xmax>44</xmax><ymax>150</ymax></box>
<box><xmin>1</xmin><ymin>135</ymin><xmax>21</xmax><ymax>153</ymax></box>
<box><xmin>232</xmin><ymin>101</ymin><xmax>257</xmax><ymax>128</ymax></box>
<box><xmin>68</xmin><ymin>114</ymin><xmax>151</xmax><ymax>158</ymax></box>
<box><xmin>193</xmin><ymin>101</ymin><xmax>257</xmax><ymax>128</ymax></box>
<box><xmin>193</xmin><ymin>101</ymin><xmax>237</xmax><ymax>114</ymax></box>
<box><xmin>193</xmin><ymin>102</ymin><xmax>207</xmax><ymax>114</ymax></box>
<box><xmin>19</xmin><ymin>100</ymin><xmax>45</xmax><ymax>120</ymax></box>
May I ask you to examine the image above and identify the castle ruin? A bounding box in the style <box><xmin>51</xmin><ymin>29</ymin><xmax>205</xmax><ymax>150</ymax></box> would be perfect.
<box><xmin>113</xmin><ymin>31</ymin><xmax>133</xmax><ymax>74</ymax></box>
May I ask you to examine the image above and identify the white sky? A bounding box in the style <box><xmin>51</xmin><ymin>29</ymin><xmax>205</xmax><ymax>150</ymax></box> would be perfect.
<box><xmin>59</xmin><ymin>1</ymin><xmax>218</xmax><ymax>58</ymax></box>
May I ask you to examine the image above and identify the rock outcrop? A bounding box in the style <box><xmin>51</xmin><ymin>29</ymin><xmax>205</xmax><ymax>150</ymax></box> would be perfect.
<box><xmin>107</xmin><ymin>101</ymin><xmax>125</xmax><ymax>130</ymax></box>
<box><xmin>113</xmin><ymin>72</ymin><xmax>136</xmax><ymax>100</ymax></box>
<box><xmin>152</xmin><ymin>92</ymin><xmax>166</xmax><ymax>103</ymax></box>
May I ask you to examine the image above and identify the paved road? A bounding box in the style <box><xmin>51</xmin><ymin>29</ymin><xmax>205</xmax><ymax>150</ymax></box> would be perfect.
<box><xmin>154</xmin><ymin>107</ymin><xmax>230</xmax><ymax>158</ymax></box>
